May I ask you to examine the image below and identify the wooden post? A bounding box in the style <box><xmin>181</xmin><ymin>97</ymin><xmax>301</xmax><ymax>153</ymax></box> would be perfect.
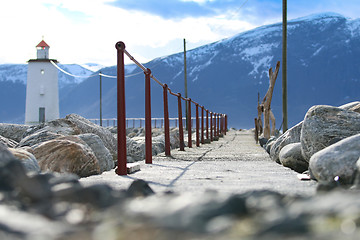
<box><xmin>254</xmin><ymin>118</ymin><xmax>259</xmax><ymax>144</ymax></box>
<box><xmin>263</xmin><ymin>61</ymin><xmax>280</xmax><ymax>139</ymax></box>
<box><xmin>282</xmin><ymin>0</ymin><xmax>288</xmax><ymax>132</ymax></box>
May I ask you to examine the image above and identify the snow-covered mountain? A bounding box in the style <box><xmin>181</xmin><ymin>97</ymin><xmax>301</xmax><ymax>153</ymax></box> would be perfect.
<box><xmin>1</xmin><ymin>13</ymin><xmax>360</xmax><ymax>128</ymax></box>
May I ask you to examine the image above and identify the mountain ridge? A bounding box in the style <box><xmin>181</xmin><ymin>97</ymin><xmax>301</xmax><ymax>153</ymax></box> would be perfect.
<box><xmin>1</xmin><ymin>12</ymin><xmax>359</xmax><ymax>128</ymax></box>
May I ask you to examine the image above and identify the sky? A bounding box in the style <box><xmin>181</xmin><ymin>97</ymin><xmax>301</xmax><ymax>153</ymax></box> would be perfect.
<box><xmin>1</xmin><ymin>0</ymin><xmax>360</xmax><ymax>67</ymax></box>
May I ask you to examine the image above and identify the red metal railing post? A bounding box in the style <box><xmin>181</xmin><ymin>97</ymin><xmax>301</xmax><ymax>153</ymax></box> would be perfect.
<box><xmin>220</xmin><ymin>114</ymin><xmax>222</xmax><ymax>135</ymax></box>
<box><xmin>115</xmin><ymin>41</ymin><xmax>127</xmax><ymax>175</ymax></box>
<box><xmin>163</xmin><ymin>84</ymin><xmax>171</xmax><ymax>156</ymax></box>
<box><xmin>210</xmin><ymin>112</ymin><xmax>213</xmax><ymax>141</ymax></box>
<box><xmin>201</xmin><ymin>106</ymin><xmax>204</xmax><ymax>144</ymax></box>
<box><xmin>206</xmin><ymin>110</ymin><xmax>209</xmax><ymax>140</ymax></box>
<box><xmin>187</xmin><ymin>99</ymin><xmax>192</xmax><ymax>148</ymax></box>
<box><xmin>217</xmin><ymin>113</ymin><xmax>220</xmax><ymax>137</ymax></box>
<box><xmin>214</xmin><ymin>113</ymin><xmax>217</xmax><ymax>138</ymax></box>
<box><xmin>225</xmin><ymin>114</ymin><xmax>228</xmax><ymax>134</ymax></box>
<box><xmin>195</xmin><ymin>103</ymin><xmax>200</xmax><ymax>147</ymax></box>
<box><xmin>177</xmin><ymin>93</ymin><xmax>185</xmax><ymax>151</ymax></box>
<box><xmin>223</xmin><ymin>114</ymin><xmax>225</xmax><ymax>134</ymax></box>
<box><xmin>145</xmin><ymin>68</ymin><xmax>152</xmax><ymax>164</ymax></box>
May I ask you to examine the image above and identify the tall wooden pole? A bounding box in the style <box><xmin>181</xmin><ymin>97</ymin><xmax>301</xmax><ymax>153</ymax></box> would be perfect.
<box><xmin>184</xmin><ymin>38</ymin><xmax>188</xmax><ymax>130</ymax></box>
<box><xmin>282</xmin><ymin>0</ymin><xmax>288</xmax><ymax>132</ymax></box>
<box><xmin>99</xmin><ymin>71</ymin><xmax>102</xmax><ymax>127</ymax></box>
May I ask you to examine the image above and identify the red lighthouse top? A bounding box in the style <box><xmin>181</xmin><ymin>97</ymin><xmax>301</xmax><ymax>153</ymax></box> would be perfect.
<box><xmin>36</xmin><ymin>40</ymin><xmax>50</xmax><ymax>48</ymax></box>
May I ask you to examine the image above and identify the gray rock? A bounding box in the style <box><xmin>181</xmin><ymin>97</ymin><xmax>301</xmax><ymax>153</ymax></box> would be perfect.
<box><xmin>352</xmin><ymin>157</ymin><xmax>360</xmax><ymax>188</ymax></box>
<box><xmin>126</xmin><ymin>137</ymin><xmax>146</xmax><ymax>162</ymax></box>
<box><xmin>338</xmin><ymin>101</ymin><xmax>360</xmax><ymax>110</ymax></box>
<box><xmin>65</xmin><ymin>114</ymin><xmax>117</xmax><ymax>160</ymax></box>
<box><xmin>127</xmin><ymin>179</ymin><xmax>155</xmax><ymax>197</ymax></box>
<box><xmin>21</xmin><ymin>114</ymin><xmax>118</xmax><ymax>161</ymax></box>
<box><xmin>18</xmin><ymin>129</ymin><xmax>64</xmax><ymax>148</ymax></box>
<box><xmin>33</xmin><ymin>138</ymin><xmax>101</xmax><ymax>177</ymax></box>
<box><xmin>0</xmin><ymin>123</ymin><xmax>30</xmax><ymax>142</ymax></box>
<box><xmin>0</xmin><ymin>143</ymin><xmax>16</xmax><ymax>166</ymax></box>
<box><xmin>265</xmin><ymin>136</ymin><xmax>277</xmax><ymax>154</ymax></box>
<box><xmin>270</xmin><ymin>121</ymin><xmax>302</xmax><ymax>163</ymax></box>
<box><xmin>0</xmin><ymin>135</ymin><xmax>18</xmax><ymax>148</ymax></box>
<box><xmin>54</xmin><ymin>184</ymin><xmax>119</xmax><ymax>209</ymax></box>
<box><xmin>309</xmin><ymin>133</ymin><xmax>360</xmax><ymax>185</ymax></box>
<box><xmin>349</xmin><ymin>103</ymin><xmax>360</xmax><ymax>114</ymax></box>
<box><xmin>78</xmin><ymin>133</ymin><xmax>114</xmax><ymax>172</ymax></box>
<box><xmin>301</xmin><ymin>105</ymin><xmax>360</xmax><ymax>162</ymax></box>
<box><xmin>279</xmin><ymin>143</ymin><xmax>308</xmax><ymax>173</ymax></box>
<box><xmin>8</xmin><ymin>148</ymin><xmax>40</xmax><ymax>174</ymax></box>
<box><xmin>259</xmin><ymin>137</ymin><xmax>268</xmax><ymax>148</ymax></box>
<box><xmin>23</xmin><ymin>119</ymin><xmax>79</xmax><ymax>138</ymax></box>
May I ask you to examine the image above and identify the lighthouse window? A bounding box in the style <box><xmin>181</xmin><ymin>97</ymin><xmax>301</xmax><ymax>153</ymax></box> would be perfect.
<box><xmin>41</xmin><ymin>69</ymin><xmax>45</xmax><ymax>75</ymax></box>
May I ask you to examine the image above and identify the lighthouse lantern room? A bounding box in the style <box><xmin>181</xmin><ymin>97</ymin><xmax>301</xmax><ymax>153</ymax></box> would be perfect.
<box><xmin>25</xmin><ymin>40</ymin><xmax>59</xmax><ymax>125</ymax></box>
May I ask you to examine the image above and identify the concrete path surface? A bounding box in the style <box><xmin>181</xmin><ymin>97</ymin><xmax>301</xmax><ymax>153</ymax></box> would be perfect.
<box><xmin>80</xmin><ymin>130</ymin><xmax>317</xmax><ymax>196</ymax></box>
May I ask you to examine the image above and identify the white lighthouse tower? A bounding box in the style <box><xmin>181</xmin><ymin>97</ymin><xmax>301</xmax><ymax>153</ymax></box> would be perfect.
<box><xmin>25</xmin><ymin>40</ymin><xmax>59</xmax><ymax>125</ymax></box>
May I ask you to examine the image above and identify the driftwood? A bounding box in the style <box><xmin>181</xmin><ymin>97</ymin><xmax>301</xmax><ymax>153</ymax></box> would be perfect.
<box><xmin>255</xmin><ymin>61</ymin><xmax>280</xmax><ymax>140</ymax></box>
<box><xmin>256</xmin><ymin>93</ymin><xmax>263</xmax><ymax>135</ymax></box>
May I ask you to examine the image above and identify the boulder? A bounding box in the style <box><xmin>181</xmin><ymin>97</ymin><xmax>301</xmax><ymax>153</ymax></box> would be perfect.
<box><xmin>309</xmin><ymin>133</ymin><xmax>360</xmax><ymax>185</ymax></box>
<box><xmin>65</xmin><ymin>114</ymin><xmax>117</xmax><ymax>160</ymax></box>
<box><xmin>0</xmin><ymin>123</ymin><xmax>29</xmax><ymax>142</ymax></box>
<box><xmin>258</xmin><ymin>137</ymin><xmax>268</xmax><ymax>148</ymax></box>
<box><xmin>126</xmin><ymin>137</ymin><xmax>146</xmax><ymax>162</ymax></box>
<box><xmin>21</xmin><ymin>114</ymin><xmax>117</xmax><ymax>160</ymax></box>
<box><xmin>265</xmin><ymin>137</ymin><xmax>277</xmax><ymax>154</ymax></box>
<box><xmin>33</xmin><ymin>138</ymin><xmax>101</xmax><ymax>177</ymax></box>
<box><xmin>338</xmin><ymin>101</ymin><xmax>360</xmax><ymax>110</ymax></box>
<box><xmin>18</xmin><ymin>129</ymin><xmax>64</xmax><ymax>148</ymax></box>
<box><xmin>0</xmin><ymin>143</ymin><xmax>17</xmax><ymax>166</ymax></box>
<box><xmin>0</xmin><ymin>135</ymin><xmax>18</xmax><ymax>148</ymax></box>
<box><xmin>349</xmin><ymin>103</ymin><xmax>360</xmax><ymax>114</ymax></box>
<box><xmin>279</xmin><ymin>143</ymin><xmax>308</xmax><ymax>173</ymax></box>
<box><xmin>353</xmin><ymin>157</ymin><xmax>360</xmax><ymax>188</ymax></box>
<box><xmin>269</xmin><ymin>121</ymin><xmax>302</xmax><ymax>163</ymax></box>
<box><xmin>301</xmin><ymin>105</ymin><xmax>360</xmax><ymax>162</ymax></box>
<box><xmin>8</xmin><ymin>148</ymin><xmax>40</xmax><ymax>174</ymax></box>
<box><xmin>23</xmin><ymin>119</ymin><xmax>80</xmax><ymax>138</ymax></box>
<box><xmin>78</xmin><ymin>134</ymin><xmax>114</xmax><ymax>171</ymax></box>
<box><xmin>55</xmin><ymin>135</ymin><xmax>113</xmax><ymax>172</ymax></box>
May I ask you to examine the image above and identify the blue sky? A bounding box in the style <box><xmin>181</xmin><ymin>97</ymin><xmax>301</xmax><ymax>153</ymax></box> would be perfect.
<box><xmin>1</xmin><ymin>0</ymin><xmax>359</xmax><ymax>66</ymax></box>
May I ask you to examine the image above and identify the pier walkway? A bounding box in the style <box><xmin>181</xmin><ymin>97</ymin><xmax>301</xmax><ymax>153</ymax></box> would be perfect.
<box><xmin>80</xmin><ymin>130</ymin><xmax>317</xmax><ymax>196</ymax></box>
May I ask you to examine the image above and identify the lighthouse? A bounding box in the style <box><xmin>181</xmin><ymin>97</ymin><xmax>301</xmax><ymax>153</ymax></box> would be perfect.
<box><xmin>25</xmin><ymin>40</ymin><xmax>59</xmax><ymax>125</ymax></box>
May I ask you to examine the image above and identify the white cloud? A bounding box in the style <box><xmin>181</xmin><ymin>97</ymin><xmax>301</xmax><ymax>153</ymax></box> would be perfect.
<box><xmin>2</xmin><ymin>0</ymin><xmax>357</xmax><ymax>66</ymax></box>
<box><xmin>0</xmin><ymin>0</ymin><xmax>257</xmax><ymax>66</ymax></box>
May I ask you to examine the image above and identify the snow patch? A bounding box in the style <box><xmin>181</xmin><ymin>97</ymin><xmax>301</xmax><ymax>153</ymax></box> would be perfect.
<box><xmin>348</xmin><ymin>19</ymin><xmax>360</xmax><ymax>37</ymax></box>
<box><xmin>249</xmin><ymin>56</ymin><xmax>273</xmax><ymax>76</ymax></box>
<box><xmin>312</xmin><ymin>46</ymin><xmax>324</xmax><ymax>57</ymax></box>
<box><xmin>80</xmin><ymin>63</ymin><xmax>104</xmax><ymax>72</ymax></box>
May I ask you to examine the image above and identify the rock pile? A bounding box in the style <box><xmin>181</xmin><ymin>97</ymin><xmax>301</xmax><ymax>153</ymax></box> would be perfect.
<box><xmin>1</xmin><ymin>144</ymin><xmax>360</xmax><ymax>239</ymax></box>
<box><xmin>0</xmin><ymin>114</ymin><xmax>182</xmax><ymax>177</ymax></box>
<box><xmin>260</xmin><ymin>101</ymin><xmax>360</xmax><ymax>187</ymax></box>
